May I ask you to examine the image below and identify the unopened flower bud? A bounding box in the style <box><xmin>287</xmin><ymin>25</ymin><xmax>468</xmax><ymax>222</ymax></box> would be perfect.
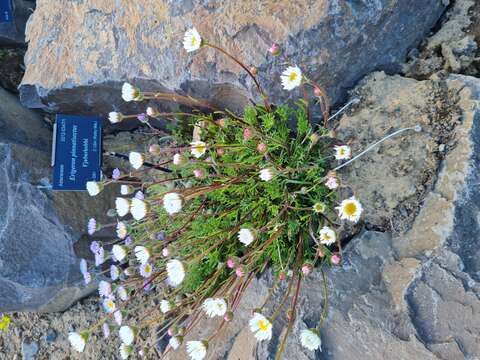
<box><xmin>226</xmin><ymin>258</ymin><xmax>236</xmax><ymax>269</ymax></box>
<box><xmin>331</xmin><ymin>253</ymin><xmax>341</xmax><ymax>265</ymax></box>
<box><xmin>302</xmin><ymin>263</ymin><xmax>313</xmax><ymax>276</ymax></box>
<box><xmin>173</xmin><ymin>153</ymin><xmax>187</xmax><ymax>166</ymax></box>
<box><xmin>149</xmin><ymin>144</ymin><xmax>161</xmax><ymax>156</ymax></box>
<box><xmin>224</xmin><ymin>311</ymin><xmax>234</xmax><ymax>322</ymax></box>
<box><xmin>235</xmin><ymin>266</ymin><xmax>244</xmax><ymax>277</ymax></box>
<box><xmin>137</xmin><ymin>113</ymin><xmax>147</xmax><ymax>123</ymax></box>
<box><xmin>256</xmin><ymin>142</ymin><xmax>267</xmax><ymax>153</ymax></box>
<box><xmin>243</xmin><ymin>127</ymin><xmax>253</xmax><ymax>141</ymax></box>
<box><xmin>317</xmin><ymin>247</ymin><xmax>325</xmax><ymax>258</ymax></box>
<box><xmin>146</xmin><ymin>106</ymin><xmax>159</xmax><ymax>117</ymax></box>
<box><xmin>268</xmin><ymin>43</ymin><xmax>281</xmax><ymax>56</ymax></box>
<box><xmin>286</xmin><ymin>310</ymin><xmax>294</xmax><ymax>321</ymax></box>
<box><xmin>313</xmin><ymin>87</ymin><xmax>322</xmax><ymax>97</ymax></box>
<box><xmin>278</xmin><ymin>271</ymin><xmax>287</xmax><ymax>281</ymax></box>
<box><xmin>216</xmin><ymin>118</ymin><xmax>226</xmax><ymax>127</ymax></box>
<box><xmin>217</xmin><ymin>147</ymin><xmax>225</xmax><ymax>156</ymax></box>
<box><xmin>309</xmin><ymin>133</ymin><xmax>320</xmax><ymax>146</ymax></box>
<box><xmin>162</xmin><ymin>247</ymin><xmax>170</xmax><ymax>257</ymax></box>
<box><xmin>250</xmin><ymin>66</ymin><xmax>258</xmax><ymax>76</ymax></box>
<box><xmin>193</xmin><ymin>168</ymin><xmax>206</xmax><ymax>179</ymax></box>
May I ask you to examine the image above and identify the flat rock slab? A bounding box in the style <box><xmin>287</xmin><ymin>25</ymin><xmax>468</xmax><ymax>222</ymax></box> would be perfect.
<box><xmin>0</xmin><ymin>87</ymin><xmax>114</xmax><ymax>312</ymax></box>
<box><xmin>20</xmin><ymin>0</ymin><xmax>446</xmax><ymax>117</ymax></box>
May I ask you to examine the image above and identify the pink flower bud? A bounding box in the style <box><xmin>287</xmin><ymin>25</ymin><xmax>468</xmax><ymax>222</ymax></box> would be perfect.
<box><xmin>331</xmin><ymin>253</ymin><xmax>341</xmax><ymax>265</ymax></box>
<box><xmin>243</xmin><ymin>127</ymin><xmax>252</xmax><ymax>141</ymax></box>
<box><xmin>256</xmin><ymin>142</ymin><xmax>267</xmax><ymax>153</ymax></box>
<box><xmin>250</xmin><ymin>66</ymin><xmax>258</xmax><ymax>76</ymax></box>
<box><xmin>193</xmin><ymin>168</ymin><xmax>206</xmax><ymax>179</ymax></box>
<box><xmin>162</xmin><ymin>247</ymin><xmax>170</xmax><ymax>257</ymax></box>
<box><xmin>226</xmin><ymin>258</ymin><xmax>235</xmax><ymax>269</ymax></box>
<box><xmin>317</xmin><ymin>247</ymin><xmax>325</xmax><ymax>258</ymax></box>
<box><xmin>217</xmin><ymin>147</ymin><xmax>225</xmax><ymax>156</ymax></box>
<box><xmin>314</xmin><ymin>87</ymin><xmax>322</xmax><ymax>97</ymax></box>
<box><xmin>224</xmin><ymin>311</ymin><xmax>234</xmax><ymax>322</ymax></box>
<box><xmin>268</xmin><ymin>43</ymin><xmax>280</xmax><ymax>56</ymax></box>
<box><xmin>149</xmin><ymin>144</ymin><xmax>161</xmax><ymax>156</ymax></box>
<box><xmin>216</xmin><ymin>118</ymin><xmax>226</xmax><ymax>128</ymax></box>
<box><xmin>235</xmin><ymin>267</ymin><xmax>244</xmax><ymax>277</ymax></box>
<box><xmin>278</xmin><ymin>271</ymin><xmax>287</xmax><ymax>281</ymax></box>
<box><xmin>301</xmin><ymin>263</ymin><xmax>313</xmax><ymax>276</ymax></box>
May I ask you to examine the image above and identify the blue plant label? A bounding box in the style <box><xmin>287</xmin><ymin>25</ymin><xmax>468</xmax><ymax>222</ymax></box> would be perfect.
<box><xmin>52</xmin><ymin>115</ymin><xmax>102</xmax><ymax>191</ymax></box>
<box><xmin>0</xmin><ymin>0</ymin><xmax>12</xmax><ymax>23</ymax></box>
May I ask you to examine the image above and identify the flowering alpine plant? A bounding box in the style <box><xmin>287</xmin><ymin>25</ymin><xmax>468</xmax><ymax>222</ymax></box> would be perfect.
<box><xmin>73</xmin><ymin>27</ymin><xmax>420</xmax><ymax>359</ymax></box>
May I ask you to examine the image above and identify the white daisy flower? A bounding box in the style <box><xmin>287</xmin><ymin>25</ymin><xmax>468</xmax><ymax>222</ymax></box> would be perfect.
<box><xmin>103</xmin><ymin>298</ymin><xmax>116</xmax><ymax>313</ymax></box>
<box><xmin>319</xmin><ymin>226</ymin><xmax>336</xmax><ymax>246</ymax></box>
<box><xmin>86</xmin><ymin>181</ymin><xmax>103</xmax><ymax>196</ymax></box>
<box><xmin>183</xmin><ymin>28</ymin><xmax>202</xmax><ymax>53</ymax></box>
<box><xmin>190</xmin><ymin>141</ymin><xmax>207</xmax><ymax>158</ymax></box>
<box><xmin>238</xmin><ymin>228</ymin><xmax>255</xmax><ymax>246</ymax></box>
<box><xmin>122</xmin><ymin>82</ymin><xmax>142</xmax><ymax>102</ymax></box>
<box><xmin>259</xmin><ymin>168</ymin><xmax>274</xmax><ymax>182</ymax></box>
<box><xmin>114</xmin><ymin>310</ymin><xmax>123</xmax><ymax>326</ymax></box>
<box><xmin>202</xmin><ymin>298</ymin><xmax>227</xmax><ymax>318</ymax></box>
<box><xmin>130</xmin><ymin>198</ymin><xmax>148</xmax><ymax>220</ymax></box>
<box><xmin>160</xmin><ymin>300</ymin><xmax>173</xmax><ymax>314</ymax></box>
<box><xmin>129</xmin><ymin>151</ymin><xmax>145</xmax><ymax>170</ymax></box>
<box><xmin>119</xmin><ymin>343</ymin><xmax>133</xmax><ymax>360</ymax></box>
<box><xmin>166</xmin><ymin>259</ymin><xmax>186</xmax><ymax>287</ymax></box>
<box><xmin>135</xmin><ymin>246</ymin><xmax>150</xmax><ymax>265</ymax></box>
<box><xmin>117</xmin><ymin>286</ymin><xmax>129</xmax><ymax>301</ymax></box>
<box><xmin>68</xmin><ymin>332</ymin><xmax>87</xmax><ymax>352</ymax></box>
<box><xmin>116</xmin><ymin>222</ymin><xmax>128</xmax><ymax>239</ymax></box>
<box><xmin>334</xmin><ymin>145</ymin><xmax>351</xmax><ymax>160</ymax></box>
<box><xmin>120</xmin><ymin>185</ymin><xmax>134</xmax><ymax>195</ymax></box>
<box><xmin>115</xmin><ymin>198</ymin><xmax>131</xmax><ymax>217</ymax></box>
<box><xmin>300</xmin><ymin>329</ymin><xmax>321</xmax><ymax>351</ymax></box>
<box><xmin>163</xmin><ymin>192</ymin><xmax>182</xmax><ymax>215</ymax></box>
<box><xmin>249</xmin><ymin>313</ymin><xmax>272</xmax><ymax>341</ymax></box>
<box><xmin>112</xmin><ymin>244</ymin><xmax>127</xmax><ymax>262</ymax></box>
<box><xmin>119</xmin><ymin>326</ymin><xmax>136</xmax><ymax>345</ymax></box>
<box><xmin>169</xmin><ymin>336</ymin><xmax>182</xmax><ymax>350</ymax></box>
<box><xmin>186</xmin><ymin>340</ymin><xmax>208</xmax><ymax>360</ymax></box>
<box><xmin>109</xmin><ymin>112</ymin><xmax>123</xmax><ymax>124</ymax></box>
<box><xmin>110</xmin><ymin>265</ymin><xmax>120</xmax><ymax>281</ymax></box>
<box><xmin>280</xmin><ymin>65</ymin><xmax>302</xmax><ymax>90</ymax></box>
<box><xmin>336</xmin><ymin>196</ymin><xmax>363</xmax><ymax>223</ymax></box>
<box><xmin>140</xmin><ymin>262</ymin><xmax>153</xmax><ymax>278</ymax></box>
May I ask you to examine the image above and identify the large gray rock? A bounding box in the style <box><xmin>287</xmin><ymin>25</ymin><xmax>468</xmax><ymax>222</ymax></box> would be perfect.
<box><xmin>0</xmin><ymin>87</ymin><xmax>114</xmax><ymax>312</ymax></box>
<box><xmin>19</xmin><ymin>0</ymin><xmax>446</xmax><ymax>116</ymax></box>
<box><xmin>167</xmin><ymin>74</ymin><xmax>480</xmax><ymax>359</ymax></box>
<box><xmin>0</xmin><ymin>0</ymin><xmax>34</xmax><ymax>45</ymax></box>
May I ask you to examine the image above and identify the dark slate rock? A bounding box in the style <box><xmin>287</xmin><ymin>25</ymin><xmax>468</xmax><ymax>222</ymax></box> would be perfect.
<box><xmin>0</xmin><ymin>0</ymin><xmax>35</xmax><ymax>45</ymax></box>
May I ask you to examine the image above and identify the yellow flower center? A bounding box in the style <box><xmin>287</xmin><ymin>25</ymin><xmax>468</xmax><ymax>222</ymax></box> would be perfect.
<box><xmin>107</xmin><ymin>301</ymin><xmax>114</xmax><ymax>309</ymax></box>
<box><xmin>258</xmin><ymin>319</ymin><xmax>269</xmax><ymax>332</ymax></box>
<box><xmin>344</xmin><ymin>202</ymin><xmax>357</xmax><ymax>216</ymax></box>
<box><xmin>289</xmin><ymin>72</ymin><xmax>298</xmax><ymax>82</ymax></box>
<box><xmin>339</xmin><ymin>148</ymin><xmax>346</xmax><ymax>155</ymax></box>
<box><xmin>191</xmin><ymin>37</ymin><xmax>198</xmax><ymax>46</ymax></box>
<box><xmin>195</xmin><ymin>145</ymin><xmax>205</xmax><ymax>153</ymax></box>
<box><xmin>145</xmin><ymin>264</ymin><xmax>151</xmax><ymax>273</ymax></box>
<box><xmin>323</xmin><ymin>233</ymin><xmax>330</xmax><ymax>241</ymax></box>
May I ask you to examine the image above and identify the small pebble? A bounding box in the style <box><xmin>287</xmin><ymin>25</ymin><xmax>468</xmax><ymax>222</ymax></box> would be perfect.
<box><xmin>22</xmin><ymin>339</ymin><xmax>39</xmax><ymax>360</ymax></box>
<box><xmin>45</xmin><ymin>330</ymin><xmax>57</xmax><ymax>343</ymax></box>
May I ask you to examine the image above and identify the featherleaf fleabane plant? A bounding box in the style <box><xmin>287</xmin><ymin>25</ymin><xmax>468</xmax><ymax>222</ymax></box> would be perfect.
<box><xmin>72</xmin><ymin>27</ymin><xmax>418</xmax><ymax>359</ymax></box>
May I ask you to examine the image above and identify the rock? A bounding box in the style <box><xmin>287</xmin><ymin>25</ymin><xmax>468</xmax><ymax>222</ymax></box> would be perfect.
<box><xmin>167</xmin><ymin>74</ymin><xmax>480</xmax><ymax>359</ymax></box>
<box><xmin>0</xmin><ymin>0</ymin><xmax>35</xmax><ymax>45</ymax></box>
<box><xmin>0</xmin><ymin>87</ymin><xmax>115</xmax><ymax>312</ymax></box>
<box><xmin>0</xmin><ymin>48</ymin><xmax>25</xmax><ymax>93</ymax></box>
<box><xmin>21</xmin><ymin>339</ymin><xmax>39</xmax><ymax>360</ymax></box>
<box><xmin>20</xmin><ymin>0</ymin><xmax>446</xmax><ymax>117</ymax></box>
<box><xmin>404</xmin><ymin>0</ymin><xmax>478</xmax><ymax>78</ymax></box>
<box><xmin>45</xmin><ymin>330</ymin><xmax>57</xmax><ymax>344</ymax></box>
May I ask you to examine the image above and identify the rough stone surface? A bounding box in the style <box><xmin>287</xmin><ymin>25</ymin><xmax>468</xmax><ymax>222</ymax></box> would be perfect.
<box><xmin>0</xmin><ymin>87</ymin><xmax>114</xmax><ymax>312</ymax></box>
<box><xmin>20</xmin><ymin>0</ymin><xmax>446</xmax><ymax>117</ymax></box>
<box><xmin>166</xmin><ymin>74</ymin><xmax>480</xmax><ymax>359</ymax></box>
<box><xmin>0</xmin><ymin>0</ymin><xmax>35</xmax><ymax>45</ymax></box>
<box><xmin>21</xmin><ymin>339</ymin><xmax>39</xmax><ymax>360</ymax></box>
